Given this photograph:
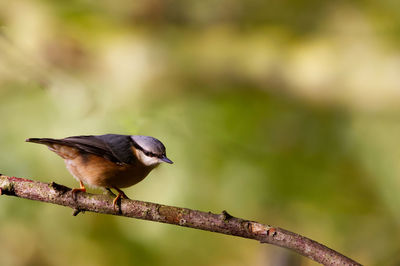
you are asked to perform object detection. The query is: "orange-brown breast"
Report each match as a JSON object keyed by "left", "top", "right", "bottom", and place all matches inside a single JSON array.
[
  {"left": 47, "top": 143, "right": 155, "bottom": 188},
  {"left": 65, "top": 151, "right": 153, "bottom": 188}
]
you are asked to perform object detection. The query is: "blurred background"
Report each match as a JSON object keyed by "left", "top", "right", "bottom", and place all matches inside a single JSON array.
[{"left": 1, "top": 0, "right": 400, "bottom": 265}]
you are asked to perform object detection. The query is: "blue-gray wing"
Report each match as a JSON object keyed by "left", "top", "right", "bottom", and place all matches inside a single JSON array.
[{"left": 63, "top": 134, "right": 135, "bottom": 164}]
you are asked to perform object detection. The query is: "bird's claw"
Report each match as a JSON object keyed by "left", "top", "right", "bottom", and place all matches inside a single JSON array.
[
  {"left": 71, "top": 187, "right": 86, "bottom": 200},
  {"left": 112, "top": 188, "right": 129, "bottom": 213}
]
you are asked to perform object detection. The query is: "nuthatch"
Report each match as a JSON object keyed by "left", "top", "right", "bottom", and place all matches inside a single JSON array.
[{"left": 26, "top": 134, "right": 173, "bottom": 208}]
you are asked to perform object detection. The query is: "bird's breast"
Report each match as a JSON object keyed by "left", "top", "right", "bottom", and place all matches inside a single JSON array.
[{"left": 65, "top": 152, "right": 157, "bottom": 188}]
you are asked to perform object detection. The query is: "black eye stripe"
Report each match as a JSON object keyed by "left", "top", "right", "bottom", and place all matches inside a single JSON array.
[
  {"left": 131, "top": 140, "right": 163, "bottom": 158},
  {"left": 144, "top": 150, "right": 159, "bottom": 157}
]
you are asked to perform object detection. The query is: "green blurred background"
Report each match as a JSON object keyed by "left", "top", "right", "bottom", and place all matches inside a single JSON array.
[{"left": 1, "top": 0, "right": 400, "bottom": 265}]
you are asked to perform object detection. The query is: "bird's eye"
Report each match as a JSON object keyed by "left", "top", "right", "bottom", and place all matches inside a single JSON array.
[{"left": 144, "top": 150, "right": 156, "bottom": 157}]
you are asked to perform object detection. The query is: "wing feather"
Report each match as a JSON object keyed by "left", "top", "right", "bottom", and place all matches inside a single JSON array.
[{"left": 27, "top": 134, "right": 136, "bottom": 164}]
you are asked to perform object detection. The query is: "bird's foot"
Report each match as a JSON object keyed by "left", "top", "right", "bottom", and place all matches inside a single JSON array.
[
  {"left": 112, "top": 188, "right": 129, "bottom": 212},
  {"left": 71, "top": 181, "right": 86, "bottom": 200},
  {"left": 112, "top": 194, "right": 122, "bottom": 211}
]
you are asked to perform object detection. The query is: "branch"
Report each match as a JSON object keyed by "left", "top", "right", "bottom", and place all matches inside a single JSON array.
[{"left": 0, "top": 175, "right": 361, "bottom": 266}]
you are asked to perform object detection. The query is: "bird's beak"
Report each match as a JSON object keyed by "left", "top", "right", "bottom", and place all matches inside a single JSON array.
[{"left": 160, "top": 156, "right": 173, "bottom": 164}]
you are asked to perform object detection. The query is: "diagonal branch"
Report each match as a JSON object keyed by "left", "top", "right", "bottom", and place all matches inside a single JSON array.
[{"left": 0, "top": 174, "right": 361, "bottom": 266}]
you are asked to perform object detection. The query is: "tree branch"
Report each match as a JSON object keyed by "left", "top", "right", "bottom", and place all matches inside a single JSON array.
[{"left": 0, "top": 174, "right": 361, "bottom": 266}]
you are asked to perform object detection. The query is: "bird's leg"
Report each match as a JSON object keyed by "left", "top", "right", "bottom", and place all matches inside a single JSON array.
[
  {"left": 114, "top": 187, "right": 130, "bottom": 199},
  {"left": 112, "top": 187, "right": 130, "bottom": 211},
  {"left": 71, "top": 180, "right": 86, "bottom": 200}
]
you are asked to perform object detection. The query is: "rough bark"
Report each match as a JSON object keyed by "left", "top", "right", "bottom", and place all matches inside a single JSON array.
[{"left": 0, "top": 174, "right": 361, "bottom": 266}]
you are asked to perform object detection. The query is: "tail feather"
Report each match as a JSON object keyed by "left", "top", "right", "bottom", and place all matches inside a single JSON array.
[{"left": 26, "top": 138, "right": 62, "bottom": 145}]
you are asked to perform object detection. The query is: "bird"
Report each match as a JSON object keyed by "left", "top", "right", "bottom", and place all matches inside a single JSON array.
[{"left": 26, "top": 134, "right": 173, "bottom": 209}]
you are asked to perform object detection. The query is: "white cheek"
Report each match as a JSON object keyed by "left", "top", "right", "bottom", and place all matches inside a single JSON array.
[{"left": 138, "top": 151, "right": 161, "bottom": 166}]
